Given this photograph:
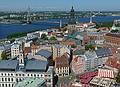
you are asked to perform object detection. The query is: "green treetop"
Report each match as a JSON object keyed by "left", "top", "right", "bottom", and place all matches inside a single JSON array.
[{"left": 1, "top": 51, "right": 7, "bottom": 60}]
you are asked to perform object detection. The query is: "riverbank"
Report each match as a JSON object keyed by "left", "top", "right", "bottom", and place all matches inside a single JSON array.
[
  {"left": 7, "top": 29, "right": 39, "bottom": 39},
  {"left": 1, "top": 16, "right": 120, "bottom": 39}
]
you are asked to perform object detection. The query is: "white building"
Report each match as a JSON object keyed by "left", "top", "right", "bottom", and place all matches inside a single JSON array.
[
  {"left": 84, "top": 48, "right": 113, "bottom": 71},
  {"left": 24, "top": 41, "right": 32, "bottom": 47},
  {"left": 0, "top": 53, "right": 53, "bottom": 87},
  {"left": 11, "top": 43, "right": 21, "bottom": 58}
]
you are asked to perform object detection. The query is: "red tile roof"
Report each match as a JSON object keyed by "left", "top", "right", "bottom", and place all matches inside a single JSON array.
[
  {"left": 31, "top": 44, "right": 39, "bottom": 49},
  {"left": 61, "top": 40, "right": 76, "bottom": 46},
  {"left": 55, "top": 54, "right": 69, "bottom": 68},
  {"left": 24, "top": 47, "right": 31, "bottom": 54},
  {"left": 105, "top": 57, "right": 120, "bottom": 69},
  {"left": 80, "top": 77, "right": 93, "bottom": 84},
  {"left": 80, "top": 71, "right": 98, "bottom": 84},
  {"left": 106, "top": 33, "right": 120, "bottom": 38}
]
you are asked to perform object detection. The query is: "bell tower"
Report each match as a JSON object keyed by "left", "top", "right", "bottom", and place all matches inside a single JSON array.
[
  {"left": 68, "top": 6, "right": 76, "bottom": 24},
  {"left": 19, "top": 52, "right": 25, "bottom": 67}
]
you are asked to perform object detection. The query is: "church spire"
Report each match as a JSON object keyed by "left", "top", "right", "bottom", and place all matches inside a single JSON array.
[{"left": 68, "top": 6, "right": 76, "bottom": 24}]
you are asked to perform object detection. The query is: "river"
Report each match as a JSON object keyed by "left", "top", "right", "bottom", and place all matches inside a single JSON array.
[{"left": 0, "top": 16, "right": 120, "bottom": 39}]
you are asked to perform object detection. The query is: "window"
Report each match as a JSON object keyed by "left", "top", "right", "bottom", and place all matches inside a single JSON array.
[
  {"left": 41, "top": 74, "right": 43, "bottom": 77},
  {"left": 8, "top": 84, "right": 10, "bottom": 87},
  {"left": 11, "top": 78, "right": 13, "bottom": 82},
  {"left": 16, "top": 79, "right": 18, "bottom": 82},
  {"left": 27, "top": 74, "right": 29, "bottom": 76},
  {"left": 1, "top": 73, "right": 3, "bottom": 76},
  {"left": 47, "top": 79, "right": 51, "bottom": 82},
  {"left": 5, "top": 78, "right": 7, "bottom": 81},
  {"left": 34, "top": 74, "right": 36, "bottom": 77},
  {"left": 22, "top": 74, "right": 24, "bottom": 76},
  {"left": 2, "top": 84, "right": 4, "bottom": 87},
  {"left": 8, "top": 78, "right": 10, "bottom": 81},
  {"left": 5, "top": 84, "right": 7, "bottom": 87},
  {"left": 11, "top": 74, "right": 13, "bottom": 76},
  {"left": 2, "top": 78, "right": 4, "bottom": 81}
]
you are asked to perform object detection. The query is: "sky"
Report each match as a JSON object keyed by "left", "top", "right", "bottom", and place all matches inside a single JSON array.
[{"left": 0, "top": 0, "right": 120, "bottom": 11}]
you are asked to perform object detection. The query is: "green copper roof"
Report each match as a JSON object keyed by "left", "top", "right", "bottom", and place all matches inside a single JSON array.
[
  {"left": 73, "top": 49, "right": 85, "bottom": 55},
  {"left": 15, "top": 77, "right": 46, "bottom": 87},
  {"left": 67, "top": 32, "right": 84, "bottom": 40}
]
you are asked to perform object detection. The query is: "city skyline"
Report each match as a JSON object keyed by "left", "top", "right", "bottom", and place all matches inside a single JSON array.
[{"left": 0, "top": 0, "right": 120, "bottom": 11}]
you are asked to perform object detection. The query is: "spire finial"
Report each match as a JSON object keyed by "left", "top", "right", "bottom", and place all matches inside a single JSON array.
[{"left": 72, "top": 6, "right": 73, "bottom": 9}]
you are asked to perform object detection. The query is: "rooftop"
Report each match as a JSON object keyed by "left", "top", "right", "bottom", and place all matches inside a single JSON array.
[
  {"left": 106, "top": 33, "right": 120, "bottom": 38},
  {"left": 11, "top": 43, "right": 20, "bottom": 48},
  {"left": 15, "top": 77, "right": 46, "bottom": 87},
  {"left": 95, "top": 48, "right": 112, "bottom": 58},
  {"left": 84, "top": 51, "right": 97, "bottom": 60},
  {"left": 25, "top": 59, "right": 48, "bottom": 72},
  {"left": 90, "top": 76, "right": 114, "bottom": 87},
  {"left": 0, "top": 60, "right": 18, "bottom": 71},
  {"left": 36, "top": 50, "right": 52, "bottom": 59},
  {"left": 61, "top": 40, "right": 76, "bottom": 46},
  {"left": 54, "top": 44, "right": 64, "bottom": 49},
  {"left": 97, "top": 69, "right": 114, "bottom": 78},
  {"left": 0, "top": 58, "right": 48, "bottom": 72},
  {"left": 105, "top": 57, "right": 120, "bottom": 69},
  {"left": 80, "top": 71, "right": 98, "bottom": 84},
  {"left": 73, "top": 49, "right": 85, "bottom": 55},
  {"left": 55, "top": 54, "right": 69, "bottom": 68}
]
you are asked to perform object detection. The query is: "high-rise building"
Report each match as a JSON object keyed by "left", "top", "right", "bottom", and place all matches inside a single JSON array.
[{"left": 68, "top": 6, "right": 76, "bottom": 24}]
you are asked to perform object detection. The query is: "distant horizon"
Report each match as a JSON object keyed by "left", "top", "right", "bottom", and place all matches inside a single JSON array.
[
  {"left": 0, "top": 0, "right": 120, "bottom": 12},
  {"left": 0, "top": 9, "right": 120, "bottom": 12}
]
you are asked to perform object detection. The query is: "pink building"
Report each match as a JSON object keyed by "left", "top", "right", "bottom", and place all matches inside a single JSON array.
[{"left": 72, "top": 56, "right": 86, "bottom": 74}]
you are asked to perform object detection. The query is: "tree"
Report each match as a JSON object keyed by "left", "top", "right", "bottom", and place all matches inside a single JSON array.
[
  {"left": 116, "top": 69, "right": 120, "bottom": 83},
  {"left": 1, "top": 51, "right": 7, "bottom": 60},
  {"left": 71, "top": 45, "right": 77, "bottom": 48},
  {"left": 41, "top": 33, "right": 48, "bottom": 40},
  {"left": 49, "top": 36, "right": 57, "bottom": 41},
  {"left": 111, "top": 29, "right": 119, "bottom": 33},
  {"left": 85, "top": 44, "right": 95, "bottom": 50}
]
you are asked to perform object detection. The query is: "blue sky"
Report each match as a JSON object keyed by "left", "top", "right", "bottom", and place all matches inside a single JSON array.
[{"left": 0, "top": 0, "right": 120, "bottom": 11}]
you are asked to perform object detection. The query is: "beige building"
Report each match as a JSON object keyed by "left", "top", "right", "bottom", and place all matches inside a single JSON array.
[
  {"left": 55, "top": 53, "right": 70, "bottom": 77},
  {"left": 52, "top": 45, "right": 70, "bottom": 60},
  {"left": 11, "top": 44, "right": 21, "bottom": 58}
]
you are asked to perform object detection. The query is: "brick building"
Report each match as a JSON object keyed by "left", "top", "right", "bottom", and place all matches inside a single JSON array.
[
  {"left": 105, "top": 33, "right": 120, "bottom": 46},
  {"left": 54, "top": 53, "right": 70, "bottom": 77}
]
